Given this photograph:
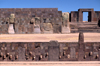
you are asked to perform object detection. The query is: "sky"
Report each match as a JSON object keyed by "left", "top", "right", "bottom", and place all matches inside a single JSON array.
[{"left": 0, "top": 0, "right": 100, "bottom": 21}]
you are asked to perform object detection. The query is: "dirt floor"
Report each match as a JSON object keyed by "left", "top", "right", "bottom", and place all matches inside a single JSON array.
[{"left": 0, "top": 33, "right": 100, "bottom": 42}]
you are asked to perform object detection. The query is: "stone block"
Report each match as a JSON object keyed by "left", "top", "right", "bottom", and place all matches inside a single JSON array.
[
  {"left": 18, "top": 47, "right": 26, "bottom": 61},
  {"left": 34, "top": 25, "right": 41, "bottom": 34},
  {"left": 48, "top": 41, "right": 59, "bottom": 61},
  {"left": 62, "top": 26, "right": 70, "bottom": 34},
  {"left": 8, "top": 24, "right": 15, "bottom": 34}
]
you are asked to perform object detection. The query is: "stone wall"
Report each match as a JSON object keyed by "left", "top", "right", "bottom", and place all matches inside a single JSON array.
[
  {"left": 0, "top": 42, "right": 100, "bottom": 61},
  {"left": 0, "top": 33, "right": 100, "bottom": 61},
  {"left": 0, "top": 8, "right": 62, "bottom": 34},
  {"left": 0, "top": 8, "right": 100, "bottom": 34}
]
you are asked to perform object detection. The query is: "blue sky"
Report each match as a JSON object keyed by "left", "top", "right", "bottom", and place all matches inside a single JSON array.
[{"left": 0, "top": 0, "right": 100, "bottom": 21}]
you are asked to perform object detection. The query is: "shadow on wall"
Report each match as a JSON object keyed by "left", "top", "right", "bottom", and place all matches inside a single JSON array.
[{"left": 98, "top": 20, "right": 100, "bottom": 27}]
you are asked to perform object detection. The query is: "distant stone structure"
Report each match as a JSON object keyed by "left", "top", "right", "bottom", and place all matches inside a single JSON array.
[
  {"left": 0, "top": 8, "right": 100, "bottom": 34},
  {"left": 70, "top": 9, "right": 100, "bottom": 33},
  {"left": 70, "top": 9, "right": 100, "bottom": 22}
]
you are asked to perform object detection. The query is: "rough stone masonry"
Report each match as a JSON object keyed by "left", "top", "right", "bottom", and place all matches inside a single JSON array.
[
  {"left": 0, "top": 8, "right": 100, "bottom": 34},
  {"left": 0, "top": 32, "right": 100, "bottom": 61}
]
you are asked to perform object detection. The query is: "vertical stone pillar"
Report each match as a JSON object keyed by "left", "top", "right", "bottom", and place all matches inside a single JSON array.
[
  {"left": 48, "top": 41, "right": 59, "bottom": 61},
  {"left": 71, "top": 12, "right": 74, "bottom": 22},
  {"left": 8, "top": 14, "right": 15, "bottom": 34},
  {"left": 70, "top": 47, "right": 76, "bottom": 58},
  {"left": 78, "top": 32, "right": 85, "bottom": 61},
  {"left": 34, "top": 17, "right": 41, "bottom": 34},
  {"left": 79, "top": 32, "right": 84, "bottom": 47},
  {"left": 91, "top": 11, "right": 94, "bottom": 22},
  {"left": 78, "top": 10, "right": 83, "bottom": 22},
  {"left": 18, "top": 46, "right": 26, "bottom": 61},
  {"left": 62, "top": 12, "right": 70, "bottom": 33},
  {"left": 8, "top": 24, "right": 15, "bottom": 34}
]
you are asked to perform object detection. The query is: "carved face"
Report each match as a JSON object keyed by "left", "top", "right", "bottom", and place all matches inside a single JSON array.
[
  {"left": 67, "top": 54, "right": 70, "bottom": 58},
  {"left": 10, "top": 14, "right": 15, "bottom": 18},
  {"left": 62, "top": 12, "right": 69, "bottom": 20},
  {"left": 43, "top": 23, "right": 52, "bottom": 31},
  {"left": 31, "top": 18, "right": 35, "bottom": 22}
]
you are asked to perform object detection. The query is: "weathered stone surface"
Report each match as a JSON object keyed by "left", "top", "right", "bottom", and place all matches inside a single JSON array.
[
  {"left": 48, "top": 41, "right": 59, "bottom": 61},
  {"left": 0, "top": 41, "right": 100, "bottom": 61},
  {"left": 62, "top": 26, "right": 70, "bottom": 34},
  {"left": 0, "top": 8, "right": 100, "bottom": 33},
  {"left": 9, "top": 14, "right": 15, "bottom": 24},
  {"left": 34, "top": 25, "right": 41, "bottom": 34},
  {"left": 78, "top": 32, "right": 84, "bottom": 45},
  {"left": 43, "top": 23, "right": 53, "bottom": 34},
  {"left": 53, "top": 24, "right": 61, "bottom": 33},
  {"left": 18, "top": 47, "right": 26, "bottom": 61},
  {"left": 30, "top": 17, "right": 35, "bottom": 24},
  {"left": 62, "top": 12, "right": 70, "bottom": 33},
  {"left": 78, "top": 32, "right": 85, "bottom": 61},
  {"left": 62, "top": 12, "right": 69, "bottom": 27},
  {"left": 0, "top": 8, "right": 62, "bottom": 34},
  {"left": 8, "top": 24, "right": 15, "bottom": 34},
  {"left": 35, "top": 17, "right": 40, "bottom": 25},
  {"left": 70, "top": 47, "right": 76, "bottom": 58}
]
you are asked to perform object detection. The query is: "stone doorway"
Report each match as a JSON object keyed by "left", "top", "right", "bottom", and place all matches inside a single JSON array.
[
  {"left": 78, "top": 9, "right": 94, "bottom": 22},
  {"left": 83, "top": 12, "right": 91, "bottom": 22},
  {"left": 83, "top": 12, "right": 88, "bottom": 22}
]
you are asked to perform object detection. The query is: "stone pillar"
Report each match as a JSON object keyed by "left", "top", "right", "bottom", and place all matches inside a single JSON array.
[
  {"left": 91, "top": 11, "right": 94, "bottom": 22},
  {"left": 18, "top": 47, "right": 26, "bottom": 61},
  {"left": 78, "top": 10, "right": 83, "bottom": 22},
  {"left": 71, "top": 12, "right": 74, "bottom": 22},
  {"left": 78, "top": 32, "right": 84, "bottom": 46},
  {"left": 34, "top": 17, "right": 41, "bottom": 34},
  {"left": 62, "top": 12, "right": 70, "bottom": 33},
  {"left": 48, "top": 41, "right": 59, "bottom": 61},
  {"left": 78, "top": 32, "right": 85, "bottom": 61},
  {"left": 8, "top": 14, "right": 15, "bottom": 34},
  {"left": 8, "top": 24, "right": 15, "bottom": 34},
  {"left": 70, "top": 47, "right": 76, "bottom": 58}
]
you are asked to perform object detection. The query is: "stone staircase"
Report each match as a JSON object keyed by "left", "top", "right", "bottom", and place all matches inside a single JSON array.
[{"left": 70, "top": 22, "right": 100, "bottom": 33}]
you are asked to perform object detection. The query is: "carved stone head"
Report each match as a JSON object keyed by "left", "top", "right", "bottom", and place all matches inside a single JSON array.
[{"left": 10, "top": 14, "right": 15, "bottom": 18}]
